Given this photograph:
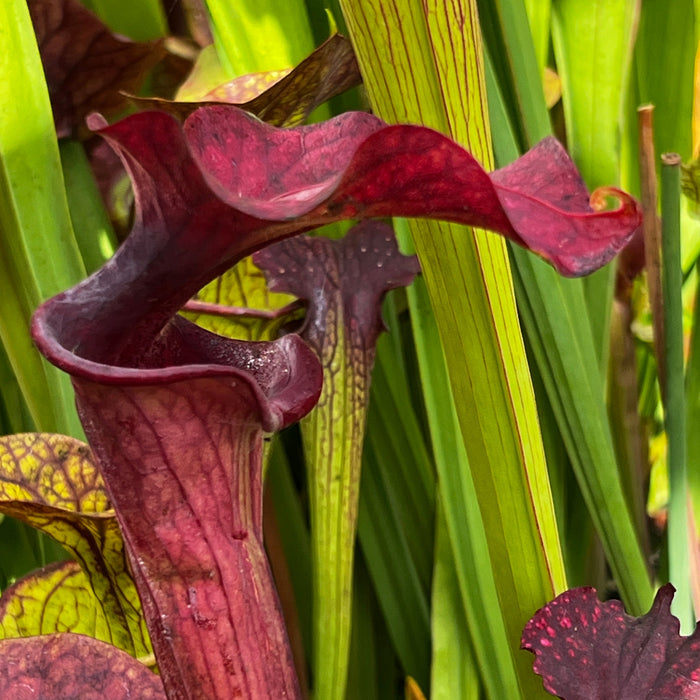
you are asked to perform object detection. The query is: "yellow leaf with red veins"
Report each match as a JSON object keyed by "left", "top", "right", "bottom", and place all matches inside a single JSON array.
[
  {"left": 182, "top": 256, "right": 302, "bottom": 342},
  {"left": 0, "top": 433, "right": 150, "bottom": 658},
  {"left": 1, "top": 561, "right": 106, "bottom": 640}
]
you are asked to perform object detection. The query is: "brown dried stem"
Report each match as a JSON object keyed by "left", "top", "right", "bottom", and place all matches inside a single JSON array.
[{"left": 638, "top": 104, "right": 666, "bottom": 396}]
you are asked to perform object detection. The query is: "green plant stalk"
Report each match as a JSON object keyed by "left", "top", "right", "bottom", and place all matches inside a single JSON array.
[
  {"left": 341, "top": 2, "right": 565, "bottom": 697},
  {"left": 487, "top": 43, "right": 653, "bottom": 613},
  {"left": 398, "top": 222, "right": 521, "bottom": 699},
  {"left": 301, "top": 321, "right": 436, "bottom": 696},
  {"left": 661, "top": 153, "right": 692, "bottom": 631},
  {"left": 302, "top": 319, "right": 435, "bottom": 696},
  {"left": 552, "top": 0, "right": 639, "bottom": 373},
  {"left": 0, "top": 0, "right": 85, "bottom": 437},
  {"left": 300, "top": 318, "right": 369, "bottom": 700}
]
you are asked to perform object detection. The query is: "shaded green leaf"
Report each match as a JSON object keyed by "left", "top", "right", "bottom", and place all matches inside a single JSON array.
[
  {"left": 430, "top": 505, "right": 481, "bottom": 700},
  {"left": 635, "top": 0, "right": 694, "bottom": 161},
  {"left": 0, "top": 0, "right": 85, "bottom": 436}
]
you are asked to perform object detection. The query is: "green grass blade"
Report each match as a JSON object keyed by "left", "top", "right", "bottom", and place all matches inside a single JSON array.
[
  {"left": 522, "top": 0, "right": 552, "bottom": 73},
  {"left": 205, "top": 0, "right": 316, "bottom": 76},
  {"left": 59, "top": 141, "right": 116, "bottom": 274},
  {"left": 346, "top": 556, "right": 382, "bottom": 700},
  {"left": 352, "top": 310, "right": 436, "bottom": 693},
  {"left": 635, "top": 0, "right": 694, "bottom": 160},
  {"left": 357, "top": 446, "right": 431, "bottom": 687},
  {"left": 607, "top": 297, "right": 650, "bottom": 557},
  {"left": 398, "top": 224, "right": 522, "bottom": 699},
  {"left": 0, "top": 344, "right": 33, "bottom": 435},
  {"left": 475, "top": 0, "right": 551, "bottom": 147},
  {"left": 486, "top": 35, "right": 653, "bottom": 613},
  {"left": 265, "top": 442, "right": 313, "bottom": 667},
  {"left": 510, "top": 251, "right": 653, "bottom": 613},
  {"left": 0, "top": 0, "right": 86, "bottom": 436},
  {"left": 431, "top": 504, "right": 481, "bottom": 700},
  {"left": 551, "top": 0, "right": 637, "bottom": 188},
  {"left": 79, "top": 0, "right": 167, "bottom": 40},
  {"left": 359, "top": 332, "right": 436, "bottom": 688},
  {"left": 551, "top": 0, "right": 639, "bottom": 369},
  {"left": 365, "top": 339, "right": 435, "bottom": 591},
  {"left": 660, "top": 154, "right": 692, "bottom": 629},
  {"left": 346, "top": 552, "right": 402, "bottom": 700}
]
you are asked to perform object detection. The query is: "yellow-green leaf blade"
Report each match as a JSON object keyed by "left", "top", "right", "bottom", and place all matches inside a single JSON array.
[
  {"left": 0, "top": 560, "right": 109, "bottom": 641},
  {"left": 0, "top": 0, "right": 85, "bottom": 436},
  {"left": 182, "top": 257, "right": 301, "bottom": 342},
  {"left": 341, "top": 2, "right": 566, "bottom": 697}
]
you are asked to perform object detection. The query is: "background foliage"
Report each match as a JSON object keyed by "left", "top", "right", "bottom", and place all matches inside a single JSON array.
[{"left": 1, "top": 0, "right": 699, "bottom": 698}]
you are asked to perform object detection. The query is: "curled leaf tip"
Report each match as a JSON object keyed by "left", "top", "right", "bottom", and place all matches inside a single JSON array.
[
  {"left": 589, "top": 186, "right": 638, "bottom": 213},
  {"left": 86, "top": 112, "right": 109, "bottom": 130}
]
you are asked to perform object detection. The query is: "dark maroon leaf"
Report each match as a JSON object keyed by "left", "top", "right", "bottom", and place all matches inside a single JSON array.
[
  {"left": 521, "top": 584, "right": 700, "bottom": 699},
  {"left": 29, "top": 0, "right": 164, "bottom": 137},
  {"left": 0, "top": 633, "right": 164, "bottom": 699},
  {"left": 254, "top": 220, "right": 420, "bottom": 358}
]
